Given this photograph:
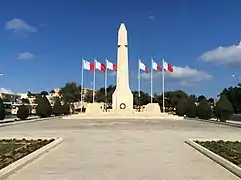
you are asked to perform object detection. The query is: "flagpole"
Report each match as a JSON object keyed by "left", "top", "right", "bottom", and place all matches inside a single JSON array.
[
  {"left": 93, "top": 59, "right": 96, "bottom": 103},
  {"left": 138, "top": 59, "right": 141, "bottom": 112},
  {"left": 81, "top": 58, "right": 84, "bottom": 114},
  {"left": 162, "top": 58, "right": 165, "bottom": 113},
  {"left": 105, "top": 59, "right": 108, "bottom": 112},
  {"left": 151, "top": 58, "right": 153, "bottom": 103}
]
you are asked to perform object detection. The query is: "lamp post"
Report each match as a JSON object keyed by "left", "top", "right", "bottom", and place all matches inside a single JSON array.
[{"left": 90, "top": 82, "right": 94, "bottom": 103}]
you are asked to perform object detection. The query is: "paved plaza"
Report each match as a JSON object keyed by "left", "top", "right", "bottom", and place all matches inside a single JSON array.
[{"left": 0, "top": 118, "right": 240, "bottom": 180}]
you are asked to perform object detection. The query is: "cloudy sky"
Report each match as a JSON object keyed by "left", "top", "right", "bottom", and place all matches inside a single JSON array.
[{"left": 1, "top": 0, "right": 241, "bottom": 97}]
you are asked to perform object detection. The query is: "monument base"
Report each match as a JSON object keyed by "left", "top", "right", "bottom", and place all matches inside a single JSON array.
[
  {"left": 144, "top": 103, "right": 161, "bottom": 114},
  {"left": 112, "top": 89, "right": 133, "bottom": 112},
  {"left": 63, "top": 110, "right": 183, "bottom": 120},
  {"left": 85, "top": 103, "right": 104, "bottom": 113}
]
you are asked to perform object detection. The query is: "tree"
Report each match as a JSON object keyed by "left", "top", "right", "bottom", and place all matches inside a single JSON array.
[
  {"left": 17, "top": 104, "right": 29, "bottom": 120},
  {"left": 185, "top": 98, "right": 197, "bottom": 118},
  {"left": 52, "top": 98, "right": 63, "bottom": 116},
  {"left": 36, "top": 96, "right": 52, "bottom": 118},
  {"left": 215, "top": 95, "right": 234, "bottom": 122},
  {"left": 207, "top": 98, "right": 214, "bottom": 106},
  {"left": 197, "top": 100, "right": 212, "bottom": 120},
  {"left": 168, "top": 90, "right": 188, "bottom": 110},
  {"left": 0, "top": 98, "right": 5, "bottom": 120},
  {"left": 60, "top": 82, "right": 81, "bottom": 103},
  {"left": 21, "top": 98, "right": 30, "bottom": 104},
  {"left": 40, "top": 91, "right": 49, "bottom": 96},
  {"left": 198, "top": 95, "right": 206, "bottom": 102},
  {"left": 96, "top": 85, "right": 116, "bottom": 108},
  {"left": 50, "top": 89, "right": 55, "bottom": 94},
  {"left": 220, "top": 84, "right": 241, "bottom": 113},
  {"left": 189, "top": 94, "right": 197, "bottom": 102},
  {"left": 62, "top": 103, "right": 70, "bottom": 115},
  {"left": 175, "top": 99, "right": 186, "bottom": 116},
  {"left": 133, "top": 91, "right": 150, "bottom": 106},
  {"left": 27, "top": 91, "right": 33, "bottom": 98},
  {"left": 152, "top": 90, "right": 189, "bottom": 112}
]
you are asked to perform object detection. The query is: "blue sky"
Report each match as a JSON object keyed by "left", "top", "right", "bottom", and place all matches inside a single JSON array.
[{"left": 1, "top": 0, "right": 241, "bottom": 98}]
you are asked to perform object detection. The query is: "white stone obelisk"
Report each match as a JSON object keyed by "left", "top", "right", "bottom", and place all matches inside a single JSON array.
[{"left": 112, "top": 23, "right": 133, "bottom": 112}]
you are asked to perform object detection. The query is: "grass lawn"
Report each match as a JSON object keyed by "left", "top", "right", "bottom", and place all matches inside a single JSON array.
[
  {"left": 196, "top": 140, "right": 241, "bottom": 167},
  {"left": 0, "top": 139, "right": 54, "bottom": 170},
  {"left": 0, "top": 143, "right": 24, "bottom": 155}
]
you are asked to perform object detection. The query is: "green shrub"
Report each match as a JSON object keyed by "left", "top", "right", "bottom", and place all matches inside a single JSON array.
[
  {"left": 36, "top": 96, "right": 52, "bottom": 118},
  {"left": 62, "top": 103, "right": 70, "bottom": 115},
  {"left": 0, "top": 98, "right": 5, "bottom": 120},
  {"left": 185, "top": 98, "right": 197, "bottom": 118},
  {"left": 17, "top": 104, "right": 29, "bottom": 120},
  {"left": 197, "top": 100, "right": 212, "bottom": 119},
  {"left": 52, "top": 98, "right": 63, "bottom": 116},
  {"left": 176, "top": 99, "right": 186, "bottom": 116},
  {"left": 215, "top": 95, "right": 234, "bottom": 122}
]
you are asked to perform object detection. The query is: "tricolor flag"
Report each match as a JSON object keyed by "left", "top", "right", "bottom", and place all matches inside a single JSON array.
[
  {"left": 139, "top": 60, "right": 148, "bottom": 73},
  {"left": 83, "top": 59, "right": 95, "bottom": 71},
  {"left": 163, "top": 60, "right": 173, "bottom": 72},
  {"left": 95, "top": 59, "right": 106, "bottom": 72},
  {"left": 106, "top": 59, "right": 117, "bottom": 71},
  {"left": 161, "top": 59, "right": 174, "bottom": 113},
  {"left": 152, "top": 60, "right": 162, "bottom": 72}
]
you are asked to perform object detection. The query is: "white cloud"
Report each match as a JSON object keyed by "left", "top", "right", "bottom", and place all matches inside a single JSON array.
[
  {"left": 0, "top": 88, "right": 13, "bottom": 94},
  {"left": 5, "top": 18, "right": 37, "bottom": 33},
  {"left": 141, "top": 66, "right": 212, "bottom": 86},
  {"left": 200, "top": 41, "right": 241, "bottom": 66},
  {"left": 17, "top": 52, "right": 35, "bottom": 60}
]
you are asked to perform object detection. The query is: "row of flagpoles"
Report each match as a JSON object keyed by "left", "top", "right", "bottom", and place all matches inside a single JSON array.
[
  {"left": 138, "top": 59, "right": 173, "bottom": 112},
  {"left": 81, "top": 58, "right": 173, "bottom": 112},
  {"left": 81, "top": 59, "right": 117, "bottom": 111}
]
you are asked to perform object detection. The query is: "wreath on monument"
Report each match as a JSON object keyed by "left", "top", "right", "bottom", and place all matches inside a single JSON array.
[{"left": 120, "top": 103, "right": 126, "bottom": 109}]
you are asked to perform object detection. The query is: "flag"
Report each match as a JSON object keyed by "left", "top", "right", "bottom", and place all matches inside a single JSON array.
[
  {"left": 152, "top": 60, "right": 162, "bottom": 72},
  {"left": 83, "top": 59, "right": 94, "bottom": 71},
  {"left": 95, "top": 59, "right": 106, "bottom": 72},
  {"left": 163, "top": 60, "right": 173, "bottom": 72},
  {"left": 139, "top": 60, "right": 148, "bottom": 73},
  {"left": 106, "top": 59, "right": 117, "bottom": 71}
]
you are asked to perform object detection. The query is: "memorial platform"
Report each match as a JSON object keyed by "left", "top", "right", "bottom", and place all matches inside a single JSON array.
[{"left": 63, "top": 111, "right": 183, "bottom": 120}]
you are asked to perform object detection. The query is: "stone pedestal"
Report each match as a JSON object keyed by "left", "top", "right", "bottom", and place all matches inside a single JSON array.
[
  {"left": 112, "top": 89, "right": 133, "bottom": 112},
  {"left": 85, "top": 103, "right": 103, "bottom": 114},
  {"left": 145, "top": 103, "right": 161, "bottom": 114}
]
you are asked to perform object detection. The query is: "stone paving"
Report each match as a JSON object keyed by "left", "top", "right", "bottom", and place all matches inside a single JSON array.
[{"left": 0, "top": 118, "right": 240, "bottom": 180}]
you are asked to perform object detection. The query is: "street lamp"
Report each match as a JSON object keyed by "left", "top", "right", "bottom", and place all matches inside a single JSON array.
[{"left": 0, "top": 73, "right": 3, "bottom": 76}]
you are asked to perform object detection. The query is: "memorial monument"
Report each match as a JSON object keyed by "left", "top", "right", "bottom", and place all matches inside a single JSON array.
[
  {"left": 65, "top": 23, "right": 183, "bottom": 120},
  {"left": 112, "top": 23, "right": 133, "bottom": 112}
]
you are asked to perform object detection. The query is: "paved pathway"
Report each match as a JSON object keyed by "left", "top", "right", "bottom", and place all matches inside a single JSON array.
[{"left": 0, "top": 118, "right": 240, "bottom": 180}]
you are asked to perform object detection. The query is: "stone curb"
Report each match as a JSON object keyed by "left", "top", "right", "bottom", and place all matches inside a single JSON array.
[
  {"left": 185, "top": 139, "right": 241, "bottom": 178},
  {"left": 184, "top": 117, "right": 241, "bottom": 128},
  {"left": 0, "top": 137, "right": 63, "bottom": 180},
  {"left": 0, "top": 116, "right": 61, "bottom": 128}
]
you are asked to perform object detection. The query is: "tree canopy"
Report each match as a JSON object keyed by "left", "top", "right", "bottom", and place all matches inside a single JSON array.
[
  {"left": 220, "top": 83, "right": 241, "bottom": 113},
  {"left": 215, "top": 94, "right": 234, "bottom": 122},
  {"left": 23, "top": 81, "right": 241, "bottom": 118},
  {"left": 60, "top": 82, "right": 81, "bottom": 103}
]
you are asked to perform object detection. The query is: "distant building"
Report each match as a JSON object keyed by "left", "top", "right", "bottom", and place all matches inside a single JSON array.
[
  {"left": 0, "top": 92, "right": 21, "bottom": 103},
  {"left": 82, "top": 87, "right": 96, "bottom": 97}
]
